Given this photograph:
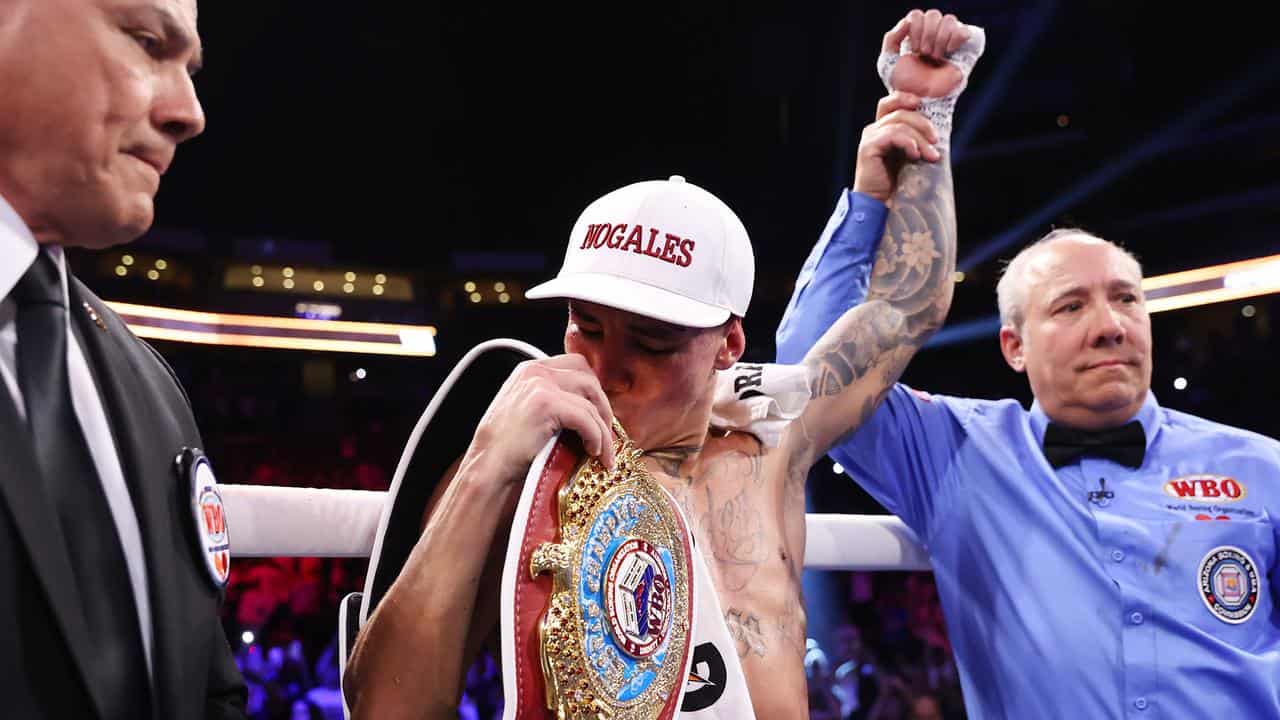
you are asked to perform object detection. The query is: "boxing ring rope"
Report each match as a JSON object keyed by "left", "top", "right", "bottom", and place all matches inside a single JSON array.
[
  {"left": 217, "top": 336, "right": 932, "bottom": 573},
  {"left": 218, "top": 484, "right": 931, "bottom": 571}
]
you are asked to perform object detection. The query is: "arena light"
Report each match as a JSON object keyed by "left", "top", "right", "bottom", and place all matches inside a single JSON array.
[
  {"left": 105, "top": 301, "right": 437, "bottom": 357},
  {"left": 1143, "top": 253, "right": 1280, "bottom": 313}
]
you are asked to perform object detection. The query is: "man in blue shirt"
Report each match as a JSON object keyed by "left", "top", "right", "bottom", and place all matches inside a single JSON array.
[{"left": 777, "top": 42, "right": 1280, "bottom": 720}]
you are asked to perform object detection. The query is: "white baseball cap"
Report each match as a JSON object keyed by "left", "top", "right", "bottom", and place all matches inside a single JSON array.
[{"left": 526, "top": 175, "right": 754, "bottom": 328}]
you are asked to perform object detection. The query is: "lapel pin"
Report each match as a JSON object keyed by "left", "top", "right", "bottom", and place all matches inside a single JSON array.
[{"left": 82, "top": 302, "right": 107, "bottom": 330}]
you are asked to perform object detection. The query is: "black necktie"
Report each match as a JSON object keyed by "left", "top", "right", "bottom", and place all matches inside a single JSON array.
[
  {"left": 1042, "top": 419, "right": 1146, "bottom": 469},
  {"left": 13, "top": 253, "right": 150, "bottom": 718}
]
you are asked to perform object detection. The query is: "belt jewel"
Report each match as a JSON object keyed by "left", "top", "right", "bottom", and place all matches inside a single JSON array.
[{"left": 529, "top": 422, "right": 694, "bottom": 719}]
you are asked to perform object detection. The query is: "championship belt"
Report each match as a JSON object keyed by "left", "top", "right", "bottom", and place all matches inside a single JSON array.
[{"left": 501, "top": 423, "right": 696, "bottom": 720}]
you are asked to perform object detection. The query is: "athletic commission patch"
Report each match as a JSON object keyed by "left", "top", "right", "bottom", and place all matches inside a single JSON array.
[
  {"left": 176, "top": 447, "right": 230, "bottom": 589},
  {"left": 1198, "top": 546, "right": 1260, "bottom": 624}
]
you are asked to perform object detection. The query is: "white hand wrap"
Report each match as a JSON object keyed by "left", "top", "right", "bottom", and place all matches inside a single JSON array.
[{"left": 875, "top": 25, "right": 986, "bottom": 146}]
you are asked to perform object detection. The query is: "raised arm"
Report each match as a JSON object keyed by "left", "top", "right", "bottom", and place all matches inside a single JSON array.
[{"left": 783, "top": 10, "right": 982, "bottom": 466}]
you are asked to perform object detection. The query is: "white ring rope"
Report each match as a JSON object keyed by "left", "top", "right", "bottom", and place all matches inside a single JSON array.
[
  {"left": 218, "top": 337, "right": 931, "bottom": 573},
  {"left": 220, "top": 484, "right": 929, "bottom": 571}
]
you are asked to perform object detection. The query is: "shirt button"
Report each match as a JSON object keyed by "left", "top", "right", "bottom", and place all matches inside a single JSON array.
[
  {"left": 1130, "top": 611, "right": 1144, "bottom": 625},
  {"left": 853, "top": 211, "right": 867, "bottom": 222},
  {"left": 1111, "top": 549, "right": 1125, "bottom": 562},
  {"left": 1134, "top": 697, "right": 1148, "bottom": 710}
]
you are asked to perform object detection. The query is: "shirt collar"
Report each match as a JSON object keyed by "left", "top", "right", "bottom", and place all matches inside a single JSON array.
[
  {"left": 0, "top": 192, "right": 68, "bottom": 306},
  {"left": 1030, "top": 390, "right": 1163, "bottom": 453}
]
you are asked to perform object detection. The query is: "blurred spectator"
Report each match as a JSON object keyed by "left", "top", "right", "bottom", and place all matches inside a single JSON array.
[
  {"left": 806, "top": 638, "right": 841, "bottom": 719},
  {"left": 908, "top": 692, "right": 944, "bottom": 720},
  {"left": 464, "top": 649, "right": 505, "bottom": 719},
  {"left": 832, "top": 623, "right": 880, "bottom": 720},
  {"left": 866, "top": 672, "right": 911, "bottom": 720},
  {"left": 289, "top": 698, "right": 325, "bottom": 720},
  {"left": 304, "top": 640, "right": 346, "bottom": 720}
]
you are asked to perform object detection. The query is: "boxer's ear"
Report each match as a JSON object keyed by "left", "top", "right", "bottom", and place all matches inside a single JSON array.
[{"left": 715, "top": 317, "right": 745, "bottom": 370}]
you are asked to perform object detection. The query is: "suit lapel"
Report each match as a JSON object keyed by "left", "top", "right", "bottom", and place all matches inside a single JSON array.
[
  {"left": 0, "top": 310, "right": 110, "bottom": 719},
  {"left": 70, "top": 280, "right": 202, "bottom": 720}
]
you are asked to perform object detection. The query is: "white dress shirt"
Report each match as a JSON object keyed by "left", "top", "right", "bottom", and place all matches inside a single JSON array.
[{"left": 0, "top": 193, "right": 154, "bottom": 674}]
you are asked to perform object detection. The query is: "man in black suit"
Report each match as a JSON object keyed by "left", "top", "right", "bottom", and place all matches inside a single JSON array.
[{"left": 0, "top": 0, "right": 247, "bottom": 717}]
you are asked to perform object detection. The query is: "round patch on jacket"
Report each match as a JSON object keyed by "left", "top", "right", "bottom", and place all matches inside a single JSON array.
[
  {"left": 1198, "top": 546, "right": 1259, "bottom": 624},
  {"left": 176, "top": 447, "right": 230, "bottom": 588}
]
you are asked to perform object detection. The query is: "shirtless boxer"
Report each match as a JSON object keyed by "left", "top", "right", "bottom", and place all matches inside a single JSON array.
[{"left": 343, "top": 9, "right": 978, "bottom": 718}]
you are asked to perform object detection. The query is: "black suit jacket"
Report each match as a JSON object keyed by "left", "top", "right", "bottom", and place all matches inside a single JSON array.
[{"left": 0, "top": 276, "right": 247, "bottom": 719}]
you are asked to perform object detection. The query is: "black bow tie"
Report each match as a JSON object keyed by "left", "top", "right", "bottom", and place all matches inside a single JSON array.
[{"left": 1042, "top": 420, "right": 1146, "bottom": 469}]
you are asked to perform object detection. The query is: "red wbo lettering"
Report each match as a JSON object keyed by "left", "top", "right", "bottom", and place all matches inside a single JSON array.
[{"left": 1163, "top": 475, "right": 1246, "bottom": 502}]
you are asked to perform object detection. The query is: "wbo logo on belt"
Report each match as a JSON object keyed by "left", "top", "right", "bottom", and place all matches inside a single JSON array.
[{"left": 513, "top": 422, "right": 695, "bottom": 720}]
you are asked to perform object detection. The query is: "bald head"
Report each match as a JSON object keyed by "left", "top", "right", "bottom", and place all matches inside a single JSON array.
[
  {"left": 996, "top": 229, "right": 1142, "bottom": 332},
  {"left": 995, "top": 228, "right": 1153, "bottom": 429}
]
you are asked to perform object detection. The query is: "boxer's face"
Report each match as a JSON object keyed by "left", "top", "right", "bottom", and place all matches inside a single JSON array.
[
  {"left": 564, "top": 301, "right": 743, "bottom": 452},
  {"left": 1000, "top": 236, "right": 1152, "bottom": 430},
  {"left": 0, "top": 0, "right": 205, "bottom": 248}
]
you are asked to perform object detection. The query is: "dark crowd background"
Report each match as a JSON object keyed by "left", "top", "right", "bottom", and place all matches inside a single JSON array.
[{"left": 66, "top": 1, "right": 1280, "bottom": 717}]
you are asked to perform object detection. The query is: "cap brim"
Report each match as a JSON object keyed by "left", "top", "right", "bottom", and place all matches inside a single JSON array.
[{"left": 525, "top": 273, "right": 731, "bottom": 328}]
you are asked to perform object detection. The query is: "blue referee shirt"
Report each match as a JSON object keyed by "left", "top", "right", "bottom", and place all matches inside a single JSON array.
[
  {"left": 776, "top": 189, "right": 886, "bottom": 364},
  {"left": 778, "top": 194, "right": 1280, "bottom": 719}
]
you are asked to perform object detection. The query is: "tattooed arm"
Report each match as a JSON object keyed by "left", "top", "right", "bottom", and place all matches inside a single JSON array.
[
  {"left": 782, "top": 14, "right": 971, "bottom": 468},
  {"left": 787, "top": 138, "right": 955, "bottom": 460}
]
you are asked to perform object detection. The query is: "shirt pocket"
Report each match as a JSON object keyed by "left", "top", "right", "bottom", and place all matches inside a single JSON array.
[{"left": 1145, "top": 514, "right": 1273, "bottom": 644}]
